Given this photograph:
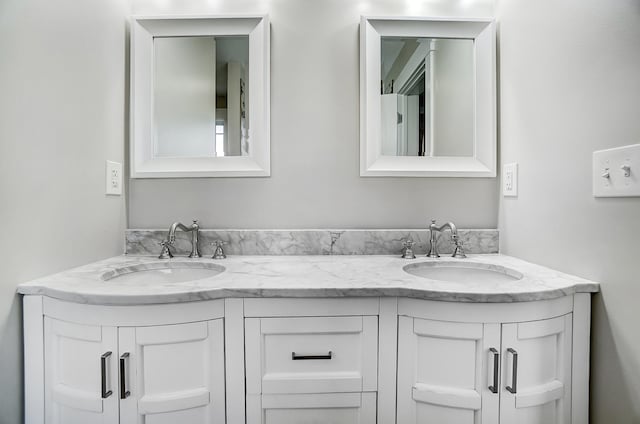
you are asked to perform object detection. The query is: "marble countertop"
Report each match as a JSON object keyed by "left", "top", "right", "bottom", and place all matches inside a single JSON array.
[{"left": 16, "top": 254, "right": 600, "bottom": 305}]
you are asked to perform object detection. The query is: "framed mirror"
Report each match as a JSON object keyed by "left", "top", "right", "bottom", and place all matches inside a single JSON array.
[
  {"left": 131, "top": 16, "right": 270, "bottom": 178},
  {"left": 360, "top": 17, "right": 496, "bottom": 177}
]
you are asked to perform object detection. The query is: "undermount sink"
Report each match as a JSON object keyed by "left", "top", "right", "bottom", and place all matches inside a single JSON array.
[
  {"left": 403, "top": 261, "right": 523, "bottom": 284},
  {"left": 102, "top": 262, "right": 225, "bottom": 284}
]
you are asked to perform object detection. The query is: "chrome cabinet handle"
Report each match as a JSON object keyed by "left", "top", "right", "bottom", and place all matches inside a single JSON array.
[
  {"left": 488, "top": 348, "right": 499, "bottom": 394},
  {"left": 120, "top": 352, "right": 130, "bottom": 399},
  {"left": 506, "top": 348, "right": 518, "bottom": 394},
  {"left": 101, "top": 351, "right": 113, "bottom": 399},
  {"left": 291, "top": 351, "right": 333, "bottom": 360}
]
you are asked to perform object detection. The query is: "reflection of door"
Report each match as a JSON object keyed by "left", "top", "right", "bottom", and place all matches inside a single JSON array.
[
  {"left": 381, "top": 94, "right": 399, "bottom": 155},
  {"left": 227, "top": 62, "right": 246, "bottom": 156},
  {"left": 381, "top": 94, "right": 419, "bottom": 156}
]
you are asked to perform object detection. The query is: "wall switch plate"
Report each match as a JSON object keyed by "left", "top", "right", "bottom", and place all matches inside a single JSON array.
[
  {"left": 106, "top": 160, "right": 123, "bottom": 195},
  {"left": 503, "top": 163, "right": 518, "bottom": 197},
  {"left": 593, "top": 144, "right": 640, "bottom": 197}
]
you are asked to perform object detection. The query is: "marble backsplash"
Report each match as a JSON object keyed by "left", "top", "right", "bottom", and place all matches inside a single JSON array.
[{"left": 125, "top": 229, "right": 499, "bottom": 257}]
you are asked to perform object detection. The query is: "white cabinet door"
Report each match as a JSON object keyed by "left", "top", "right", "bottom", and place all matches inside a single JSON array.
[
  {"left": 119, "top": 320, "right": 226, "bottom": 424},
  {"left": 500, "top": 314, "right": 572, "bottom": 424},
  {"left": 247, "top": 392, "right": 377, "bottom": 424},
  {"left": 44, "top": 317, "right": 119, "bottom": 424},
  {"left": 397, "top": 316, "right": 500, "bottom": 424}
]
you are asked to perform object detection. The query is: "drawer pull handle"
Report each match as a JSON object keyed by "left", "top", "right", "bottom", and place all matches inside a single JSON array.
[
  {"left": 101, "top": 351, "right": 113, "bottom": 399},
  {"left": 120, "top": 352, "right": 131, "bottom": 399},
  {"left": 506, "top": 348, "right": 518, "bottom": 394},
  {"left": 291, "top": 351, "right": 333, "bottom": 360},
  {"left": 488, "top": 347, "right": 499, "bottom": 394}
]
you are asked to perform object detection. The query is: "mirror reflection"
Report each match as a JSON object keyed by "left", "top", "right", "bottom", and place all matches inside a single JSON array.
[
  {"left": 381, "top": 37, "right": 474, "bottom": 157},
  {"left": 153, "top": 35, "right": 249, "bottom": 158}
]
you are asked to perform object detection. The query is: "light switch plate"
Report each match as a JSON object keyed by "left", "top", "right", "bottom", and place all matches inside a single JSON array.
[
  {"left": 106, "top": 160, "right": 123, "bottom": 195},
  {"left": 593, "top": 144, "right": 640, "bottom": 197},
  {"left": 503, "top": 163, "right": 518, "bottom": 197}
]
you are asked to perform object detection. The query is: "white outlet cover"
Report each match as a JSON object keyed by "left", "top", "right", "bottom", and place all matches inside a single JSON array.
[
  {"left": 503, "top": 162, "right": 518, "bottom": 197},
  {"left": 593, "top": 144, "right": 640, "bottom": 197},
  {"left": 106, "top": 160, "right": 123, "bottom": 196}
]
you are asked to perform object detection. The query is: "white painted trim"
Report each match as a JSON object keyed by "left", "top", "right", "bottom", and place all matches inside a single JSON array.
[
  {"left": 361, "top": 392, "right": 378, "bottom": 423},
  {"left": 244, "top": 318, "right": 262, "bottom": 396},
  {"left": 261, "top": 392, "right": 363, "bottom": 409},
  {"left": 224, "top": 299, "right": 246, "bottom": 424},
  {"left": 572, "top": 293, "right": 591, "bottom": 424},
  {"left": 362, "top": 315, "right": 379, "bottom": 392},
  {"left": 377, "top": 298, "right": 397, "bottom": 424},
  {"left": 398, "top": 296, "right": 573, "bottom": 323},
  {"left": 130, "top": 15, "right": 270, "bottom": 178},
  {"left": 360, "top": 16, "right": 497, "bottom": 177},
  {"left": 482, "top": 323, "right": 501, "bottom": 423},
  {"left": 118, "top": 327, "right": 137, "bottom": 424},
  {"left": 42, "top": 297, "right": 224, "bottom": 326},
  {"left": 413, "top": 383, "right": 481, "bottom": 410},
  {"left": 243, "top": 297, "right": 379, "bottom": 317},
  {"left": 245, "top": 394, "right": 262, "bottom": 424},
  {"left": 24, "top": 296, "right": 45, "bottom": 424}
]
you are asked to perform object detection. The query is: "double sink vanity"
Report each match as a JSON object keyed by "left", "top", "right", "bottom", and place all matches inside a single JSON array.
[
  {"left": 19, "top": 11, "right": 597, "bottom": 424},
  {"left": 19, "top": 226, "right": 599, "bottom": 424}
]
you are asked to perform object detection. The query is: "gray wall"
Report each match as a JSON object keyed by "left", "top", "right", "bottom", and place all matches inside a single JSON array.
[
  {"left": 0, "top": 0, "right": 129, "bottom": 422},
  {"left": 497, "top": 0, "right": 640, "bottom": 421},
  {"left": 128, "top": 0, "right": 499, "bottom": 230}
]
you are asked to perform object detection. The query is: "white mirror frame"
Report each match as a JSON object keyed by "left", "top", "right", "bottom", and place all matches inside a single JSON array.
[
  {"left": 131, "top": 15, "right": 270, "bottom": 178},
  {"left": 360, "top": 17, "right": 496, "bottom": 177}
]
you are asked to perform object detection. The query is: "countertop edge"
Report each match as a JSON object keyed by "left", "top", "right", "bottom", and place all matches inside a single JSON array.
[{"left": 16, "top": 254, "right": 601, "bottom": 306}]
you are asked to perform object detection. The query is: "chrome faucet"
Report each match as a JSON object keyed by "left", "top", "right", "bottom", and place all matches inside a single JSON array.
[
  {"left": 427, "top": 220, "right": 466, "bottom": 258},
  {"left": 158, "top": 220, "right": 202, "bottom": 259}
]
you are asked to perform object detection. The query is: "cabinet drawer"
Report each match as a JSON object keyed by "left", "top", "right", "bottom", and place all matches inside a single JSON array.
[
  {"left": 246, "top": 392, "right": 377, "bottom": 424},
  {"left": 246, "top": 316, "right": 378, "bottom": 394}
]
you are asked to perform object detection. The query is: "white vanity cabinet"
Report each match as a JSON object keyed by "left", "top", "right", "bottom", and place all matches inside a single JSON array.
[
  {"left": 24, "top": 294, "right": 592, "bottom": 424},
  {"left": 396, "top": 297, "right": 578, "bottom": 424},
  {"left": 30, "top": 297, "right": 226, "bottom": 424}
]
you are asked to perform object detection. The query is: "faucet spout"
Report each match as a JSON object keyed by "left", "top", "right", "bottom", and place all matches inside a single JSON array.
[
  {"left": 427, "top": 220, "right": 459, "bottom": 258},
  {"left": 164, "top": 220, "right": 201, "bottom": 258}
]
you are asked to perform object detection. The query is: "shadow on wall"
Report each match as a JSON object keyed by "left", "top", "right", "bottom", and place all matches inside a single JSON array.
[
  {"left": 0, "top": 294, "right": 24, "bottom": 424},
  {"left": 590, "top": 293, "right": 639, "bottom": 423}
]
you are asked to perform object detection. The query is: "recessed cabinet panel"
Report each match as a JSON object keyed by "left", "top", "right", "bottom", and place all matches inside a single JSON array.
[
  {"left": 245, "top": 316, "right": 378, "bottom": 394},
  {"left": 247, "top": 392, "right": 377, "bottom": 424},
  {"left": 416, "top": 403, "right": 474, "bottom": 424},
  {"left": 118, "top": 320, "right": 225, "bottom": 424},
  {"left": 44, "top": 318, "right": 119, "bottom": 424},
  {"left": 397, "top": 316, "right": 500, "bottom": 424},
  {"left": 500, "top": 314, "right": 572, "bottom": 424}
]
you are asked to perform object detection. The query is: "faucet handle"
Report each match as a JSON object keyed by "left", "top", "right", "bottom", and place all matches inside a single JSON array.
[
  {"left": 211, "top": 240, "right": 227, "bottom": 259},
  {"left": 401, "top": 239, "right": 416, "bottom": 259},
  {"left": 451, "top": 235, "right": 467, "bottom": 258},
  {"left": 158, "top": 240, "right": 174, "bottom": 259}
]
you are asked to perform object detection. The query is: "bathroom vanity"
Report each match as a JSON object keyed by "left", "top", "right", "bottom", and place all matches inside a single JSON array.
[{"left": 19, "top": 255, "right": 598, "bottom": 424}]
